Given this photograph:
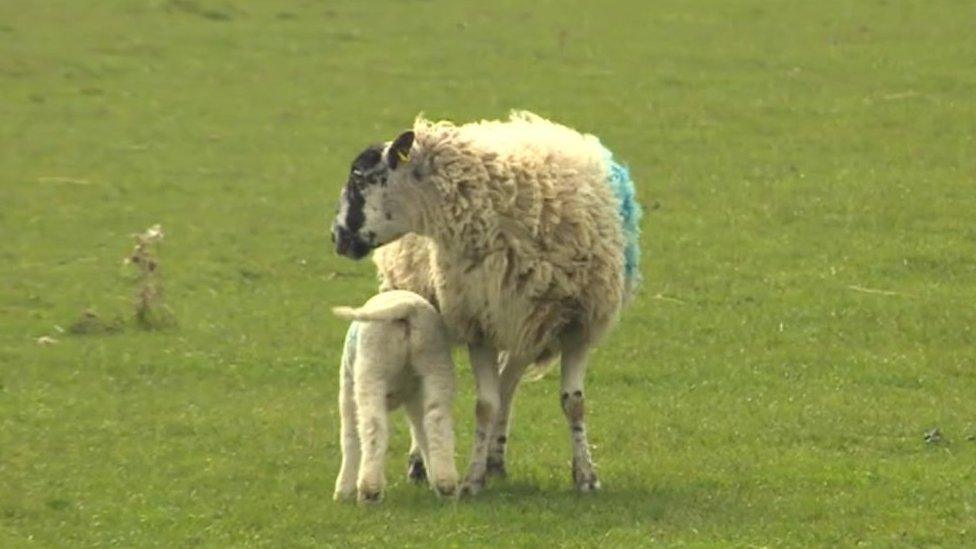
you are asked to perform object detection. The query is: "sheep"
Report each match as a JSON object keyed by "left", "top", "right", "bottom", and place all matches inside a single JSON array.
[
  {"left": 331, "top": 290, "right": 458, "bottom": 503},
  {"left": 330, "top": 111, "right": 642, "bottom": 494}
]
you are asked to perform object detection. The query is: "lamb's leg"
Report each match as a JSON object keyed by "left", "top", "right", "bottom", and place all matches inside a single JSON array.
[
  {"left": 406, "top": 424, "right": 427, "bottom": 483},
  {"left": 560, "top": 336, "right": 600, "bottom": 492},
  {"left": 461, "top": 343, "right": 500, "bottom": 496},
  {"left": 403, "top": 399, "right": 431, "bottom": 485},
  {"left": 354, "top": 375, "right": 389, "bottom": 503},
  {"left": 419, "top": 367, "right": 458, "bottom": 497},
  {"left": 333, "top": 362, "right": 360, "bottom": 501},
  {"left": 487, "top": 356, "right": 530, "bottom": 478}
]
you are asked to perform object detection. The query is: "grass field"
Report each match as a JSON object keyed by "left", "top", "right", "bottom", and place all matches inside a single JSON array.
[{"left": 2, "top": 0, "right": 975, "bottom": 546}]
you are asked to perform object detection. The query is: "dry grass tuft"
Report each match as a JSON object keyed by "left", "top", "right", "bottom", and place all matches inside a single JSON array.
[{"left": 124, "top": 224, "right": 174, "bottom": 329}]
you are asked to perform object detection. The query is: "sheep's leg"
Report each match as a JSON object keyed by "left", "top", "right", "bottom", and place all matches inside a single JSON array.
[
  {"left": 354, "top": 375, "right": 389, "bottom": 503},
  {"left": 333, "top": 363, "right": 360, "bottom": 501},
  {"left": 461, "top": 343, "right": 500, "bottom": 496},
  {"left": 561, "top": 337, "right": 600, "bottom": 492},
  {"left": 405, "top": 424, "right": 427, "bottom": 484},
  {"left": 487, "top": 356, "right": 530, "bottom": 478}
]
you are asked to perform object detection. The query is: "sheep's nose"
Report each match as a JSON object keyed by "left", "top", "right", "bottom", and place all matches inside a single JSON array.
[{"left": 333, "top": 224, "right": 352, "bottom": 255}]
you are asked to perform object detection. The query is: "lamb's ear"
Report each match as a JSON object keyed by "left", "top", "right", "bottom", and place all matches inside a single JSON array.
[{"left": 387, "top": 130, "right": 415, "bottom": 170}]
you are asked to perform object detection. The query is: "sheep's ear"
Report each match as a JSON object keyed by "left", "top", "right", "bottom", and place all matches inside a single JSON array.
[{"left": 387, "top": 130, "right": 415, "bottom": 170}]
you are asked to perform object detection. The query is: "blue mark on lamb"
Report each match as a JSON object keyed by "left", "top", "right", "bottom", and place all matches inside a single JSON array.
[
  {"left": 600, "top": 145, "right": 642, "bottom": 289},
  {"left": 343, "top": 321, "right": 359, "bottom": 360}
]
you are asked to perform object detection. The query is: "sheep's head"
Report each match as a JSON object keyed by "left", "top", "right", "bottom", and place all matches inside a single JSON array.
[{"left": 331, "top": 130, "right": 420, "bottom": 260}]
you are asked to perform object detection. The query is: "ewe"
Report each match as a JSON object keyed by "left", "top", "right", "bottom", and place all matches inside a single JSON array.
[{"left": 331, "top": 111, "right": 641, "bottom": 493}]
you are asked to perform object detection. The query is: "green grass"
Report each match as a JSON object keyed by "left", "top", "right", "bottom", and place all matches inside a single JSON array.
[{"left": 2, "top": 0, "right": 975, "bottom": 546}]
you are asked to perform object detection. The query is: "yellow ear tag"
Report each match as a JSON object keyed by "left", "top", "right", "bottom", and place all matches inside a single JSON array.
[{"left": 396, "top": 150, "right": 410, "bottom": 163}]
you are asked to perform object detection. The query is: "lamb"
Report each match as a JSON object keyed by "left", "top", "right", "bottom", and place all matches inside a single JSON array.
[
  {"left": 330, "top": 111, "right": 642, "bottom": 494},
  {"left": 331, "top": 290, "right": 458, "bottom": 503}
]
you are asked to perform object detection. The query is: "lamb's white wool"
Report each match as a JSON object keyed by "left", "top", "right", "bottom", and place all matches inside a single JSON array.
[
  {"left": 333, "top": 111, "right": 642, "bottom": 493},
  {"left": 332, "top": 290, "right": 458, "bottom": 503}
]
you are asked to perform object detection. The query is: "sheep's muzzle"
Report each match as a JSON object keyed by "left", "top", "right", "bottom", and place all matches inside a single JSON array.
[{"left": 332, "top": 224, "right": 371, "bottom": 260}]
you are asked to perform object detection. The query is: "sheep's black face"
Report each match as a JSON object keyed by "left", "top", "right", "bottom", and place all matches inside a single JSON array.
[
  {"left": 332, "top": 145, "right": 386, "bottom": 259},
  {"left": 331, "top": 131, "right": 415, "bottom": 260}
]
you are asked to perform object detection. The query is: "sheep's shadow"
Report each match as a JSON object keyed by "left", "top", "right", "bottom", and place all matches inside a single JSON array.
[
  {"left": 381, "top": 474, "right": 752, "bottom": 534},
  {"left": 466, "top": 481, "right": 666, "bottom": 518}
]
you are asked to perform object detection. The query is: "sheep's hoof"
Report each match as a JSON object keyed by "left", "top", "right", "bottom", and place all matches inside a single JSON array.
[
  {"left": 485, "top": 457, "right": 507, "bottom": 479},
  {"left": 572, "top": 468, "right": 601, "bottom": 492},
  {"left": 572, "top": 457, "right": 600, "bottom": 492},
  {"left": 459, "top": 475, "right": 485, "bottom": 497},
  {"left": 407, "top": 455, "right": 427, "bottom": 483},
  {"left": 357, "top": 489, "right": 383, "bottom": 504},
  {"left": 333, "top": 489, "right": 356, "bottom": 502},
  {"left": 575, "top": 476, "right": 601, "bottom": 493}
]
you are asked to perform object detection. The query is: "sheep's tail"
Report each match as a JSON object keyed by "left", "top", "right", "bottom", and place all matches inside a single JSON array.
[
  {"left": 523, "top": 354, "right": 558, "bottom": 382},
  {"left": 492, "top": 348, "right": 558, "bottom": 383},
  {"left": 332, "top": 300, "right": 422, "bottom": 323}
]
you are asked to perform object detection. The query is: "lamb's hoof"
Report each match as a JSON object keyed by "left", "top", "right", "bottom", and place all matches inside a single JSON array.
[
  {"left": 333, "top": 489, "right": 356, "bottom": 502},
  {"left": 357, "top": 489, "right": 383, "bottom": 504},
  {"left": 459, "top": 475, "right": 485, "bottom": 497},
  {"left": 407, "top": 455, "right": 427, "bottom": 484},
  {"left": 434, "top": 480, "right": 458, "bottom": 499},
  {"left": 485, "top": 457, "right": 507, "bottom": 479}
]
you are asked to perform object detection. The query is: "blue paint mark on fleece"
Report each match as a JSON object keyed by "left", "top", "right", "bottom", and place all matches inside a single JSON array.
[{"left": 600, "top": 145, "right": 643, "bottom": 288}]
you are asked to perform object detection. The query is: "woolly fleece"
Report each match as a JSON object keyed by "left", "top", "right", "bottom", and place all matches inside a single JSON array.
[{"left": 374, "top": 111, "right": 640, "bottom": 363}]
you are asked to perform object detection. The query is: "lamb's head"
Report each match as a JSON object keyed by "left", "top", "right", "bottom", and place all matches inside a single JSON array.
[{"left": 331, "top": 130, "right": 422, "bottom": 260}]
